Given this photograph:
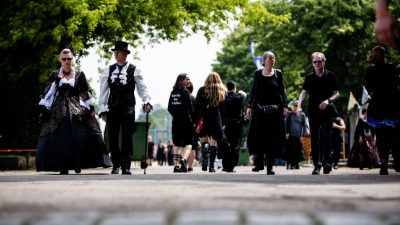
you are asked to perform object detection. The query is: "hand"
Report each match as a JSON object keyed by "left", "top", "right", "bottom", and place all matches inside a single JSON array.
[
  {"left": 295, "top": 107, "right": 302, "bottom": 117},
  {"left": 283, "top": 107, "right": 289, "bottom": 117},
  {"left": 375, "top": 14, "right": 398, "bottom": 48},
  {"left": 245, "top": 107, "right": 252, "bottom": 119},
  {"left": 143, "top": 103, "right": 153, "bottom": 113},
  {"left": 319, "top": 99, "right": 329, "bottom": 110},
  {"left": 99, "top": 111, "right": 108, "bottom": 122},
  {"left": 237, "top": 90, "right": 247, "bottom": 97}
]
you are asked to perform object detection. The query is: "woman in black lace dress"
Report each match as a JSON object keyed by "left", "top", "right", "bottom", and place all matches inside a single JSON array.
[
  {"left": 246, "top": 51, "right": 288, "bottom": 175},
  {"left": 36, "top": 49, "right": 112, "bottom": 175}
]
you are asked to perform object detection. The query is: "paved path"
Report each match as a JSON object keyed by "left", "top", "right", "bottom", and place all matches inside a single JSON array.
[{"left": 1, "top": 165, "right": 400, "bottom": 225}]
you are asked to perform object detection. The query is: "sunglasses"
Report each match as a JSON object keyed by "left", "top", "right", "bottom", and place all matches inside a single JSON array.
[
  {"left": 313, "top": 60, "right": 323, "bottom": 64},
  {"left": 61, "top": 58, "right": 73, "bottom": 61}
]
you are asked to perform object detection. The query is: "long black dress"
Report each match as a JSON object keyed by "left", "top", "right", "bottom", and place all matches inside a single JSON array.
[
  {"left": 247, "top": 69, "right": 287, "bottom": 169},
  {"left": 36, "top": 69, "right": 112, "bottom": 172}
]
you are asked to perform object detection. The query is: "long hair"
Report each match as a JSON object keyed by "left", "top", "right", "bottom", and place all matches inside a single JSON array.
[
  {"left": 173, "top": 73, "right": 188, "bottom": 90},
  {"left": 204, "top": 72, "right": 226, "bottom": 107}
]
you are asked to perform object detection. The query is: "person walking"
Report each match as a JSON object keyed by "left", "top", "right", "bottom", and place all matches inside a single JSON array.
[
  {"left": 222, "top": 80, "right": 246, "bottom": 172},
  {"left": 296, "top": 52, "right": 339, "bottom": 175},
  {"left": 168, "top": 73, "right": 194, "bottom": 173},
  {"left": 285, "top": 100, "right": 308, "bottom": 170},
  {"left": 37, "top": 48, "right": 112, "bottom": 175},
  {"left": 195, "top": 72, "right": 229, "bottom": 173},
  {"left": 365, "top": 46, "right": 400, "bottom": 175},
  {"left": 99, "top": 41, "right": 152, "bottom": 175},
  {"left": 246, "top": 51, "right": 288, "bottom": 175}
]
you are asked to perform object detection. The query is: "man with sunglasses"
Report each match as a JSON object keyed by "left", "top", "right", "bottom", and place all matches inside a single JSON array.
[
  {"left": 99, "top": 41, "right": 152, "bottom": 175},
  {"left": 296, "top": 52, "right": 339, "bottom": 175}
]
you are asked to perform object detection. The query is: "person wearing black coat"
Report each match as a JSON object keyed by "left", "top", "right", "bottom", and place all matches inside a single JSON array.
[
  {"left": 168, "top": 73, "right": 194, "bottom": 173},
  {"left": 195, "top": 72, "right": 229, "bottom": 173},
  {"left": 223, "top": 80, "right": 246, "bottom": 172},
  {"left": 246, "top": 51, "right": 288, "bottom": 175}
]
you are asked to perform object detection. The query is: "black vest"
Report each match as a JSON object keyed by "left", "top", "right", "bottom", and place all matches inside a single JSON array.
[{"left": 107, "top": 63, "right": 136, "bottom": 107}]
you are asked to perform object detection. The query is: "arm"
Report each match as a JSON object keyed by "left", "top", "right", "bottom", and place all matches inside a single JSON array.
[
  {"left": 134, "top": 68, "right": 151, "bottom": 104},
  {"left": 98, "top": 67, "right": 110, "bottom": 113},
  {"left": 374, "top": 0, "right": 399, "bottom": 48},
  {"left": 319, "top": 90, "right": 340, "bottom": 110},
  {"left": 296, "top": 89, "right": 307, "bottom": 116},
  {"left": 333, "top": 118, "right": 346, "bottom": 132},
  {"left": 246, "top": 71, "right": 258, "bottom": 118}
]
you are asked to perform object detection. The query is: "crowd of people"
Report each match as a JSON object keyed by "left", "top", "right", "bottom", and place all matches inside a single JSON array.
[{"left": 36, "top": 36, "right": 399, "bottom": 175}]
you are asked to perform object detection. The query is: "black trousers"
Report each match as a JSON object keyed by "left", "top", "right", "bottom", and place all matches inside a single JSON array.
[
  {"left": 309, "top": 117, "right": 332, "bottom": 168},
  {"left": 107, "top": 106, "right": 135, "bottom": 170},
  {"left": 223, "top": 120, "right": 242, "bottom": 170},
  {"left": 376, "top": 127, "right": 400, "bottom": 166}
]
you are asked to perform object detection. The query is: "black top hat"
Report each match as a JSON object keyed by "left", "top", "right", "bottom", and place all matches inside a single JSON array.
[{"left": 111, "top": 41, "right": 130, "bottom": 54}]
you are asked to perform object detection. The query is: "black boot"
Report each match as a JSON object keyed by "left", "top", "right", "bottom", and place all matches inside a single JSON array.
[
  {"left": 209, "top": 146, "right": 217, "bottom": 173},
  {"left": 266, "top": 157, "right": 275, "bottom": 175},
  {"left": 180, "top": 159, "right": 188, "bottom": 173}
]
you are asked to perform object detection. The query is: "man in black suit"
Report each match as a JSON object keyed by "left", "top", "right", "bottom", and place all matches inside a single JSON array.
[{"left": 222, "top": 80, "right": 246, "bottom": 172}]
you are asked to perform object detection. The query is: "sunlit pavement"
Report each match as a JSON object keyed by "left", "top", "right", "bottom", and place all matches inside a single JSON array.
[{"left": 1, "top": 165, "right": 400, "bottom": 225}]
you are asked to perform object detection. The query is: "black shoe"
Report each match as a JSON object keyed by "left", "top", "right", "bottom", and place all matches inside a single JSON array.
[
  {"left": 188, "top": 168, "right": 193, "bottom": 172},
  {"left": 122, "top": 169, "right": 132, "bottom": 175},
  {"left": 333, "top": 165, "right": 339, "bottom": 170},
  {"left": 294, "top": 165, "right": 300, "bottom": 170},
  {"left": 173, "top": 166, "right": 182, "bottom": 173},
  {"left": 226, "top": 169, "right": 236, "bottom": 173},
  {"left": 180, "top": 159, "right": 188, "bottom": 172},
  {"left": 312, "top": 166, "right": 321, "bottom": 175},
  {"left": 393, "top": 163, "right": 400, "bottom": 173},
  {"left": 202, "top": 164, "right": 207, "bottom": 171},
  {"left": 60, "top": 170, "right": 68, "bottom": 175},
  {"left": 111, "top": 167, "right": 120, "bottom": 174},
  {"left": 380, "top": 167, "right": 389, "bottom": 175},
  {"left": 252, "top": 167, "right": 264, "bottom": 172},
  {"left": 323, "top": 165, "right": 332, "bottom": 174},
  {"left": 75, "top": 168, "right": 81, "bottom": 174},
  {"left": 209, "top": 167, "right": 216, "bottom": 173},
  {"left": 267, "top": 170, "right": 275, "bottom": 175}
]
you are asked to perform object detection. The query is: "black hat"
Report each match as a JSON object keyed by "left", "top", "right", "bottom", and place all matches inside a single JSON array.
[{"left": 111, "top": 41, "right": 130, "bottom": 54}]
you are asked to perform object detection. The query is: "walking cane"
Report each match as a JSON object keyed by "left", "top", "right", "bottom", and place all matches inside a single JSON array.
[{"left": 140, "top": 104, "right": 152, "bottom": 174}]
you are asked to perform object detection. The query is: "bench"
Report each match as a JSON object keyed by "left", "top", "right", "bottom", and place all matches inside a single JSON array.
[{"left": 0, "top": 149, "right": 37, "bottom": 169}]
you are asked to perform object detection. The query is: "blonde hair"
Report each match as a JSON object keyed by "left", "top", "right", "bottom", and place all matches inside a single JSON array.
[
  {"left": 59, "top": 48, "right": 74, "bottom": 63},
  {"left": 311, "top": 52, "right": 326, "bottom": 62},
  {"left": 204, "top": 72, "right": 227, "bottom": 107}
]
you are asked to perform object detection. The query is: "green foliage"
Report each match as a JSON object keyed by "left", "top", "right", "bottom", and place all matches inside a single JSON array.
[
  {"left": 0, "top": 0, "right": 247, "bottom": 148},
  {"left": 213, "top": 0, "right": 400, "bottom": 115}
]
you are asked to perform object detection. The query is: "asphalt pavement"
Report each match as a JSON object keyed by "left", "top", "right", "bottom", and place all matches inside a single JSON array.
[{"left": 1, "top": 164, "right": 400, "bottom": 225}]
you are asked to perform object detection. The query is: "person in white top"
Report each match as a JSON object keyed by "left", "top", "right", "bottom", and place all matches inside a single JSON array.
[{"left": 98, "top": 41, "right": 152, "bottom": 175}]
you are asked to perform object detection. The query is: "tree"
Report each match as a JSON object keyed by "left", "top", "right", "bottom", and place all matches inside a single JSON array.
[
  {"left": 213, "top": 0, "right": 400, "bottom": 114},
  {"left": 0, "top": 0, "right": 248, "bottom": 148}
]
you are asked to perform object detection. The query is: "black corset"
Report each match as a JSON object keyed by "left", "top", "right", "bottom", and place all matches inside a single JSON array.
[{"left": 59, "top": 84, "right": 77, "bottom": 97}]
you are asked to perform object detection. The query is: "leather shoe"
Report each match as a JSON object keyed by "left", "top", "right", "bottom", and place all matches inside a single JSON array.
[
  {"left": 267, "top": 170, "right": 275, "bottom": 175},
  {"left": 111, "top": 167, "right": 120, "bottom": 174},
  {"left": 323, "top": 165, "right": 332, "bottom": 174},
  {"left": 60, "top": 170, "right": 68, "bottom": 175},
  {"left": 312, "top": 166, "right": 321, "bottom": 175},
  {"left": 122, "top": 169, "right": 132, "bottom": 175}
]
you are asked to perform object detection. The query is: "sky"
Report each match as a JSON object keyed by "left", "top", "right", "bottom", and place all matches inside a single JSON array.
[{"left": 80, "top": 34, "right": 225, "bottom": 110}]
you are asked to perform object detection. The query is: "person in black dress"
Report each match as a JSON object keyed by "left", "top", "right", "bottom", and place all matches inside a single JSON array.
[
  {"left": 365, "top": 46, "right": 400, "bottom": 175},
  {"left": 195, "top": 72, "right": 229, "bottom": 173},
  {"left": 296, "top": 52, "right": 340, "bottom": 175},
  {"left": 37, "top": 48, "right": 112, "bottom": 175},
  {"left": 246, "top": 51, "right": 288, "bottom": 175},
  {"left": 168, "top": 73, "right": 194, "bottom": 172}
]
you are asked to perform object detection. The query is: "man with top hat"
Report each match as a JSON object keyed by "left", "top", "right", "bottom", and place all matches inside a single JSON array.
[{"left": 99, "top": 41, "right": 152, "bottom": 175}]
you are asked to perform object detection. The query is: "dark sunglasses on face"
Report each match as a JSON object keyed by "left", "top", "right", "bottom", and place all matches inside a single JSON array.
[
  {"left": 61, "top": 58, "right": 73, "bottom": 61},
  {"left": 313, "top": 60, "right": 323, "bottom": 64}
]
